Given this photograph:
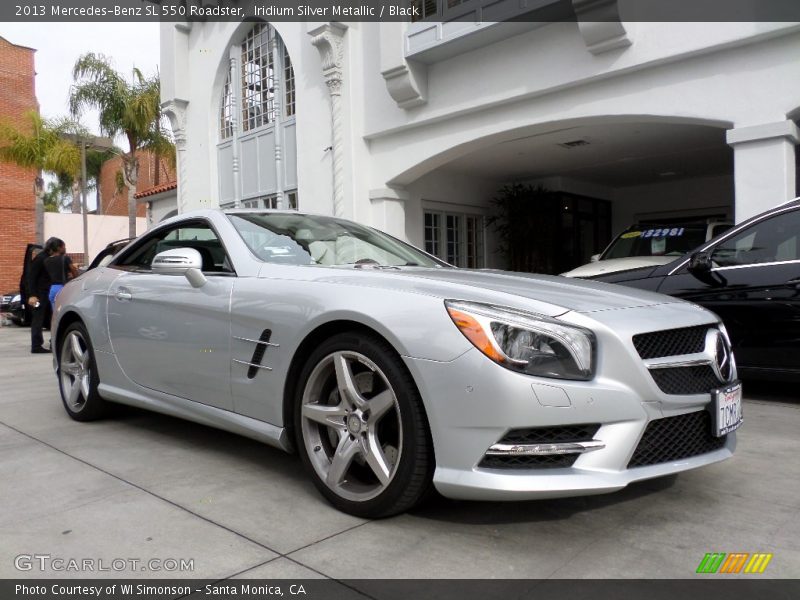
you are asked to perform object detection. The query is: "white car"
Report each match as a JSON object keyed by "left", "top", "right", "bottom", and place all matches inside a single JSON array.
[{"left": 563, "top": 221, "right": 732, "bottom": 278}]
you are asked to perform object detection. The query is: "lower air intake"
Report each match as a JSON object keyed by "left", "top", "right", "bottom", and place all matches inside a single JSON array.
[{"left": 628, "top": 410, "right": 727, "bottom": 468}]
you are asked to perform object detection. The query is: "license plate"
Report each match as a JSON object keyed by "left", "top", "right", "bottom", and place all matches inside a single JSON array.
[{"left": 711, "top": 382, "right": 743, "bottom": 437}]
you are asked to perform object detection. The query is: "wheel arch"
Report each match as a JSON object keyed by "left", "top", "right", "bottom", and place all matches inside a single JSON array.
[
  {"left": 54, "top": 310, "right": 85, "bottom": 356},
  {"left": 281, "top": 319, "right": 427, "bottom": 451}
]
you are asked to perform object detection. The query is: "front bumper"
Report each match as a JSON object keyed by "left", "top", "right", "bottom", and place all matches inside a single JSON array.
[{"left": 403, "top": 342, "right": 736, "bottom": 501}]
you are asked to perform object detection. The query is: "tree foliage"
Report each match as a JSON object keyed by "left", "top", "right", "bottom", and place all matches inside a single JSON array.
[
  {"left": 70, "top": 53, "right": 175, "bottom": 235},
  {"left": 42, "top": 179, "right": 72, "bottom": 213},
  {"left": 0, "top": 111, "right": 81, "bottom": 179}
]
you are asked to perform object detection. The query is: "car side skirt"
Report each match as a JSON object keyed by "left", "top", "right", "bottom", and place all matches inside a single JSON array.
[{"left": 98, "top": 383, "right": 293, "bottom": 453}]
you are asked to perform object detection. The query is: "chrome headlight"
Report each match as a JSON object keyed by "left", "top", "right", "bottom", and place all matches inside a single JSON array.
[
  {"left": 445, "top": 300, "right": 596, "bottom": 381},
  {"left": 11, "top": 294, "right": 21, "bottom": 303}
]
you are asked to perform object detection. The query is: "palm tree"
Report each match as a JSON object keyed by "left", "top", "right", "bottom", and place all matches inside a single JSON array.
[
  {"left": 70, "top": 53, "right": 175, "bottom": 237},
  {"left": 0, "top": 111, "right": 82, "bottom": 242}
]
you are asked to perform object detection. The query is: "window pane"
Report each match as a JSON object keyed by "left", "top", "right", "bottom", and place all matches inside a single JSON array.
[
  {"left": 465, "top": 215, "right": 484, "bottom": 268},
  {"left": 219, "top": 70, "right": 234, "bottom": 139},
  {"left": 446, "top": 214, "right": 460, "bottom": 265},
  {"left": 712, "top": 210, "right": 800, "bottom": 267},
  {"left": 284, "top": 44, "right": 295, "bottom": 117},
  {"left": 241, "top": 24, "right": 275, "bottom": 132},
  {"left": 424, "top": 212, "right": 440, "bottom": 257},
  {"left": 116, "top": 224, "right": 230, "bottom": 272}
]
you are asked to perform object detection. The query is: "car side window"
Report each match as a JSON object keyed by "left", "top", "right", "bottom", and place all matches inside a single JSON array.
[
  {"left": 711, "top": 209, "right": 800, "bottom": 268},
  {"left": 113, "top": 222, "right": 235, "bottom": 274}
]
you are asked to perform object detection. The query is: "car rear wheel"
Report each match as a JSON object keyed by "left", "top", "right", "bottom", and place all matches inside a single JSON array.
[
  {"left": 57, "top": 322, "right": 106, "bottom": 421},
  {"left": 295, "top": 332, "right": 433, "bottom": 518}
]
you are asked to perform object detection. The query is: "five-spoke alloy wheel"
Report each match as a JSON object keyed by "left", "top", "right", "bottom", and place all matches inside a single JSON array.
[
  {"left": 57, "top": 322, "right": 106, "bottom": 421},
  {"left": 295, "top": 333, "right": 433, "bottom": 518}
]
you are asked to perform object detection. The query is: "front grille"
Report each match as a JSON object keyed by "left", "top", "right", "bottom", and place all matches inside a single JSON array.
[
  {"left": 633, "top": 325, "right": 709, "bottom": 359},
  {"left": 628, "top": 410, "right": 727, "bottom": 468},
  {"left": 479, "top": 424, "right": 600, "bottom": 470},
  {"left": 650, "top": 365, "right": 721, "bottom": 395}
]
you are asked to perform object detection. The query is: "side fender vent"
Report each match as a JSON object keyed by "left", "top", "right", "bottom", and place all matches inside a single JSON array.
[{"left": 248, "top": 329, "right": 273, "bottom": 379}]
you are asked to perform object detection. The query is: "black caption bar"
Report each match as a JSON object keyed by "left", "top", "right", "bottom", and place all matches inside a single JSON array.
[
  {"left": 4, "top": 0, "right": 800, "bottom": 22},
  {"left": 2, "top": 579, "right": 800, "bottom": 600}
]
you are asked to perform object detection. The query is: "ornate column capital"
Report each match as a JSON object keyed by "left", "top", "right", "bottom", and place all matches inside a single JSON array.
[
  {"left": 309, "top": 22, "right": 348, "bottom": 95},
  {"left": 161, "top": 98, "right": 189, "bottom": 213},
  {"left": 161, "top": 98, "right": 189, "bottom": 145}
]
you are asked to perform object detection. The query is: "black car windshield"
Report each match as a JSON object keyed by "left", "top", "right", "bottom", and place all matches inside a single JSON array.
[
  {"left": 602, "top": 225, "right": 707, "bottom": 259},
  {"left": 228, "top": 212, "right": 445, "bottom": 268}
]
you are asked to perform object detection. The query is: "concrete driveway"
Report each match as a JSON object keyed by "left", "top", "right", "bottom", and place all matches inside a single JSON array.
[{"left": 0, "top": 324, "right": 798, "bottom": 581}]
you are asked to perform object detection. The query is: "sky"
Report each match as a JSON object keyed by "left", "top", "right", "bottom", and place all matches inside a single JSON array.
[
  {"left": 0, "top": 22, "right": 160, "bottom": 128},
  {"left": 0, "top": 23, "right": 161, "bottom": 208}
]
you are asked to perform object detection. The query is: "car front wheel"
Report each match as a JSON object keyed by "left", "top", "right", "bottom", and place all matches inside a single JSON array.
[
  {"left": 57, "top": 322, "right": 106, "bottom": 421},
  {"left": 295, "top": 332, "right": 433, "bottom": 518}
]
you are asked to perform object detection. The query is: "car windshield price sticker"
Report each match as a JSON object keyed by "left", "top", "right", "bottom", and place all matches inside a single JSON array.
[
  {"left": 642, "top": 227, "right": 686, "bottom": 238},
  {"left": 713, "top": 383, "right": 743, "bottom": 437}
]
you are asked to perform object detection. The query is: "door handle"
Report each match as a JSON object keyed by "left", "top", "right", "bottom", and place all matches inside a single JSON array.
[{"left": 115, "top": 289, "right": 133, "bottom": 301}]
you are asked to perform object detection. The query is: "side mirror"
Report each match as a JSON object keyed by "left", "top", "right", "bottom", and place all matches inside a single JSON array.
[
  {"left": 151, "top": 247, "right": 207, "bottom": 288},
  {"left": 688, "top": 251, "right": 713, "bottom": 273},
  {"left": 590, "top": 254, "right": 601, "bottom": 263}
]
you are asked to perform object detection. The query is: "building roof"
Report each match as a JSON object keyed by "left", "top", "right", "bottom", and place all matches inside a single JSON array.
[
  {"left": 0, "top": 35, "right": 37, "bottom": 52},
  {"left": 134, "top": 181, "right": 178, "bottom": 199}
]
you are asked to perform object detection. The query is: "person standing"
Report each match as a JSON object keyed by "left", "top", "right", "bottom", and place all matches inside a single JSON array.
[
  {"left": 26, "top": 238, "right": 58, "bottom": 354},
  {"left": 44, "top": 238, "right": 78, "bottom": 307}
]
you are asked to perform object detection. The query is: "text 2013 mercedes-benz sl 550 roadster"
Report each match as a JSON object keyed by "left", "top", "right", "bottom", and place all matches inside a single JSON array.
[{"left": 51, "top": 210, "right": 742, "bottom": 517}]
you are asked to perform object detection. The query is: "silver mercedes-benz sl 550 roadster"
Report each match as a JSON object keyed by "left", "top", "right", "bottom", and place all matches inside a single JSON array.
[{"left": 51, "top": 209, "right": 742, "bottom": 517}]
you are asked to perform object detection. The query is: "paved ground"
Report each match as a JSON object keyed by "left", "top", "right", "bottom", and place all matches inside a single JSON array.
[{"left": 0, "top": 323, "right": 798, "bottom": 581}]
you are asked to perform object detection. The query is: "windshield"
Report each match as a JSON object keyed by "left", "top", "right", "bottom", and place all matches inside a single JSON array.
[
  {"left": 602, "top": 226, "right": 707, "bottom": 259},
  {"left": 228, "top": 212, "right": 445, "bottom": 268}
]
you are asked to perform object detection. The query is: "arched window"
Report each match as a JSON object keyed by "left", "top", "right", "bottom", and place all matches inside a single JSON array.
[
  {"left": 218, "top": 24, "right": 296, "bottom": 137},
  {"left": 217, "top": 23, "right": 299, "bottom": 210}
]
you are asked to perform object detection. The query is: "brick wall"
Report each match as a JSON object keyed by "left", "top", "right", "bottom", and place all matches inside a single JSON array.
[
  {"left": 0, "top": 36, "right": 37, "bottom": 294},
  {"left": 99, "top": 151, "right": 175, "bottom": 217}
]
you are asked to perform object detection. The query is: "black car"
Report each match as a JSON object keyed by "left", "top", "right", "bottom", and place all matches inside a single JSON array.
[
  {"left": 6, "top": 293, "right": 27, "bottom": 326},
  {"left": 1, "top": 290, "right": 25, "bottom": 325},
  {"left": 589, "top": 199, "right": 800, "bottom": 382}
]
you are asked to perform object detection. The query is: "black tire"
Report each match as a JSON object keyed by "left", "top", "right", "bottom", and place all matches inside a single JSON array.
[
  {"left": 294, "top": 331, "right": 434, "bottom": 518},
  {"left": 57, "top": 321, "right": 107, "bottom": 421}
]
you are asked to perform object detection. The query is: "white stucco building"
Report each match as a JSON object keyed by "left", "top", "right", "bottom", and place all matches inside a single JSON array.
[{"left": 159, "top": 4, "right": 800, "bottom": 272}]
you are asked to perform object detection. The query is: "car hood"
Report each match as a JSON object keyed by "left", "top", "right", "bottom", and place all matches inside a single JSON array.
[
  {"left": 561, "top": 256, "right": 674, "bottom": 278},
  {"left": 307, "top": 266, "right": 682, "bottom": 317}
]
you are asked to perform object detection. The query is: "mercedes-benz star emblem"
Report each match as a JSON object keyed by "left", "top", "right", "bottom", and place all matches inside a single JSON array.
[{"left": 708, "top": 329, "right": 734, "bottom": 383}]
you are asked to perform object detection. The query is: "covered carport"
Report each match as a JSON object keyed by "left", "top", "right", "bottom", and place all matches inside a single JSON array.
[{"left": 399, "top": 117, "right": 734, "bottom": 273}]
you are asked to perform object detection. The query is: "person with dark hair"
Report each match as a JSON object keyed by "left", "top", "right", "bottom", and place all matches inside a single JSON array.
[
  {"left": 44, "top": 238, "right": 78, "bottom": 307},
  {"left": 26, "top": 237, "right": 59, "bottom": 354}
]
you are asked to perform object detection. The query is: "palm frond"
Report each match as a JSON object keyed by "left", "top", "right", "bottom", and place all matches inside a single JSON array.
[{"left": 0, "top": 111, "right": 80, "bottom": 178}]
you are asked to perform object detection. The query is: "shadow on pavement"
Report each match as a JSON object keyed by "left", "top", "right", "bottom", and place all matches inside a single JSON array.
[
  {"left": 107, "top": 403, "right": 678, "bottom": 525},
  {"left": 410, "top": 475, "right": 677, "bottom": 525}
]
